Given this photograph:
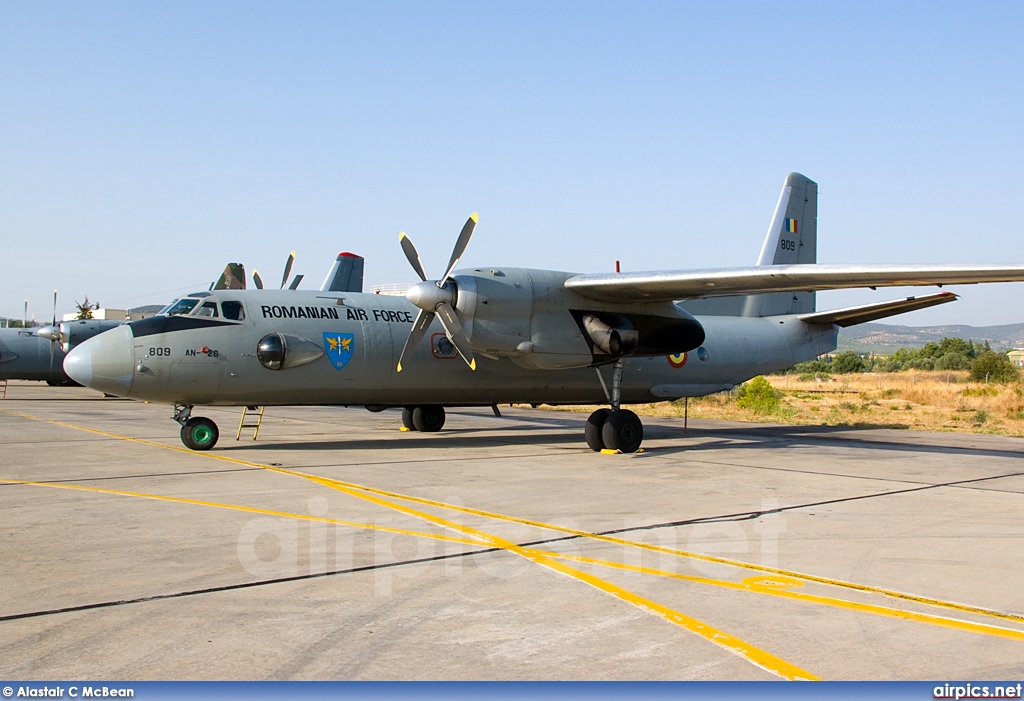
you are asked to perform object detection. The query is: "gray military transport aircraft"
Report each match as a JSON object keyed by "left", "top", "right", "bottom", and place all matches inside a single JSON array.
[{"left": 64, "top": 173, "right": 1024, "bottom": 453}]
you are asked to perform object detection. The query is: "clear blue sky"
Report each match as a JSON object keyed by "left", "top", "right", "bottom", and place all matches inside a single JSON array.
[{"left": 2, "top": 2, "right": 1023, "bottom": 325}]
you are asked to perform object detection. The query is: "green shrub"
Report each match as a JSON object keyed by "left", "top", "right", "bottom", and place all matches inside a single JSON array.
[
  {"left": 831, "top": 351, "right": 867, "bottom": 374},
  {"left": 970, "top": 352, "right": 1020, "bottom": 383},
  {"left": 736, "top": 376, "right": 782, "bottom": 414}
]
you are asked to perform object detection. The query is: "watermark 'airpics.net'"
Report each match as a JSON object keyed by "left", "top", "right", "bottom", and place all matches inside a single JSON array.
[
  {"left": 234, "top": 496, "right": 788, "bottom": 597},
  {"left": 933, "top": 683, "right": 1023, "bottom": 699}
]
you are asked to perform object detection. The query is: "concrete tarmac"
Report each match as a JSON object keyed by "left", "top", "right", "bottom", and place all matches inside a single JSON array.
[{"left": 1, "top": 381, "right": 1023, "bottom": 680}]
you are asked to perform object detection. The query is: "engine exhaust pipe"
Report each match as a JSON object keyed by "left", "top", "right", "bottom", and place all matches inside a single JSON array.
[{"left": 582, "top": 314, "right": 638, "bottom": 357}]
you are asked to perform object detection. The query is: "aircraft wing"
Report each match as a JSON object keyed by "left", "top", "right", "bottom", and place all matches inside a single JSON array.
[
  {"left": 563, "top": 264, "right": 1024, "bottom": 303},
  {"left": 797, "top": 292, "right": 958, "bottom": 327}
]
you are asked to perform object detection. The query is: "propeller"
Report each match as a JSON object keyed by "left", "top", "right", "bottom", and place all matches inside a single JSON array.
[
  {"left": 253, "top": 252, "right": 301, "bottom": 291},
  {"left": 280, "top": 251, "right": 295, "bottom": 289},
  {"left": 37, "top": 290, "right": 60, "bottom": 369},
  {"left": 396, "top": 213, "right": 478, "bottom": 372}
]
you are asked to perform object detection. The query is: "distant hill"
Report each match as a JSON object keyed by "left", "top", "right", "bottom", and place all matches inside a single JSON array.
[{"left": 839, "top": 322, "right": 1024, "bottom": 354}]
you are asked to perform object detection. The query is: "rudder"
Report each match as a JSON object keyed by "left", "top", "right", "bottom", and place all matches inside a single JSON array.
[{"left": 743, "top": 172, "right": 818, "bottom": 316}]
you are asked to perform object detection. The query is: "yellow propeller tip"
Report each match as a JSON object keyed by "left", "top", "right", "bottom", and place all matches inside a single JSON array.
[
  {"left": 396, "top": 362, "right": 403, "bottom": 372},
  {"left": 470, "top": 212, "right": 478, "bottom": 222},
  {"left": 398, "top": 231, "right": 407, "bottom": 241},
  {"left": 469, "top": 358, "right": 477, "bottom": 371}
]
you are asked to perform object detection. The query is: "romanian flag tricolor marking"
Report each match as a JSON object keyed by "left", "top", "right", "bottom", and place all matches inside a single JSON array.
[{"left": 784, "top": 218, "right": 798, "bottom": 233}]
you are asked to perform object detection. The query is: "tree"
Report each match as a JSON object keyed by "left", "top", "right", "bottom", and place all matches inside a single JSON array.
[
  {"left": 970, "top": 351, "right": 1019, "bottom": 383},
  {"left": 75, "top": 296, "right": 97, "bottom": 320},
  {"left": 831, "top": 351, "right": 867, "bottom": 374},
  {"left": 935, "top": 352, "right": 970, "bottom": 371},
  {"left": 736, "top": 376, "right": 782, "bottom": 414},
  {"left": 938, "top": 337, "right": 977, "bottom": 359}
]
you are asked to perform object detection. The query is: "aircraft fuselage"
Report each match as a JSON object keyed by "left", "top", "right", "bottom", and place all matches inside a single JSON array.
[{"left": 66, "top": 282, "right": 838, "bottom": 407}]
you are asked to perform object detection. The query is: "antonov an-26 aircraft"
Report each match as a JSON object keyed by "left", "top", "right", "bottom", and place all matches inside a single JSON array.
[{"left": 65, "top": 174, "right": 1024, "bottom": 453}]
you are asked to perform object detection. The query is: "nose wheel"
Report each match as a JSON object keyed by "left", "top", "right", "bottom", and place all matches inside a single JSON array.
[
  {"left": 174, "top": 405, "right": 220, "bottom": 451},
  {"left": 586, "top": 359, "right": 644, "bottom": 453}
]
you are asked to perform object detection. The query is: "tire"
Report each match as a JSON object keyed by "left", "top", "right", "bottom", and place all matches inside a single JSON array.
[
  {"left": 601, "top": 409, "right": 643, "bottom": 453},
  {"left": 401, "top": 407, "right": 416, "bottom": 430},
  {"left": 585, "top": 408, "right": 611, "bottom": 451},
  {"left": 181, "top": 417, "right": 220, "bottom": 451},
  {"left": 412, "top": 405, "right": 445, "bottom": 432}
]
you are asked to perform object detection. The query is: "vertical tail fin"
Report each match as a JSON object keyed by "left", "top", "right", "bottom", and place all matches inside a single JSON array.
[
  {"left": 213, "top": 263, "right": 246, "bottom": 290},
  {"left": 743, "top": 172, "right": 818, "bottom": 316},
  {"left": 320, "top": 252, "right": 365, "bottom": 293}
]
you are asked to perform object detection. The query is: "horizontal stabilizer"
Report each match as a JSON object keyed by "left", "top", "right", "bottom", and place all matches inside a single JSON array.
[
  {"left": 565, "top": 264, "right": 1024, "bottom": 302},
  {"left": 798, "top": 292, "right": 958, "bottom": 328}
]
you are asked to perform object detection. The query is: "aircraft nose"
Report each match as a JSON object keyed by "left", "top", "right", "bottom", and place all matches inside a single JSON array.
[{"left": 64, "top": 325, "right": 135, "bottom": 396}]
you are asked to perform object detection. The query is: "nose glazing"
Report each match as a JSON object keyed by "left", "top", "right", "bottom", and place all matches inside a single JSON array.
[{"left": 64, "top": 325, "right": 135, "bottom": 396}]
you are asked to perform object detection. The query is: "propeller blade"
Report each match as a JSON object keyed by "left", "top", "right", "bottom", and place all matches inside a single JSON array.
[
  {"left": 399, "top": 232, "right": 429, "bottom": 282},
  {"left": 435, "top": 301, "right": 476, "bottom": 370},
  {"left": 288, "top": 274, "right": 304, "bottom": 290},
  {"left": 396, "top": 309, "right": 435, "bottom": 372},
  {"left": 280, "top": 251, "right": 296, "bottom": 289},
  {"left": 440, "top": 213, "right": 478, "bottom": 284},
  {"left": 48, "top": 290, "right": 58, "bottom": 369},
  {"left": 253, "top": 270, "right": 265, "bottom": 290}
]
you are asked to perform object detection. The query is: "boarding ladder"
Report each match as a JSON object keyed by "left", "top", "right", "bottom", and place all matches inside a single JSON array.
[{"left": 236, "top": 405, "right": 265, "bottom": 440}]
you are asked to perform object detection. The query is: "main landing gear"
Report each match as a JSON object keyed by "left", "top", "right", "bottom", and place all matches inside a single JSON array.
[
  {"left": 174, "top": 405, "right": 220, "bottom": 451},
  {"left": 401, "top": 405, "right": 446, "bottom": 432},
  {"left": 586, "top": 359, "right": 644, "bottom": 453}
]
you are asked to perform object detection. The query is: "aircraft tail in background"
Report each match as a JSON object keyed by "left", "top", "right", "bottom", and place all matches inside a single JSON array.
[{"left": 320, "top": 252, "right": 365, "bottom": 293}]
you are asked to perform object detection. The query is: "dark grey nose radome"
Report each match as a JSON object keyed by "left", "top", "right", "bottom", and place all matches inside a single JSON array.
[{"left": 64, "top": 326, "right": 136, "bottom": 396}]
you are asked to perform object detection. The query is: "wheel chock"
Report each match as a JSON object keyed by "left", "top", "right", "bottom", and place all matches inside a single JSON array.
[
  {"left": 600, "top": 448, "right": 646, "bottom": 455},
  {"left": 400, "top": 426, "right": 411, "bottom": 432}
]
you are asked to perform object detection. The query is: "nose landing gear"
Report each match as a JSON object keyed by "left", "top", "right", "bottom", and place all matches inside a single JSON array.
[
  {"left": 174, "top": 405, "right": 220, "bottom": 451},
  {"left": 586, "top": 359, "right": 644, "bottom": 453}
]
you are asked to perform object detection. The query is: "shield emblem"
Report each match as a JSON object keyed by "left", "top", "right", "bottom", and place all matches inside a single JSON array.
[{"left": 323, "top": 332, "right": 355, "bottom": 370}]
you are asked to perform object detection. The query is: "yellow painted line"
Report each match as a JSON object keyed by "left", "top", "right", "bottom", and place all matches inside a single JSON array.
[
  {"left": 7, "top": 407, "right": 1022, "bottom": 630},
  {"left": 0, "top": 408, "right": 270, "bottom": 469},
  {"left": 526, "top": 549, "right": 1024, "bottom": 643},
  {"left": 292, "top": 470, "right": 818, "bottom": 680},
  {"left": 296, "top": 472, "right": 1024, "bottom": 626},
  {"left": 0, "top": 478, "right": 489, "bottom": 548}
]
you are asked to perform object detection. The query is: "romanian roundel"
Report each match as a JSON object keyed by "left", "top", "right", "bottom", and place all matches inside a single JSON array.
[{"left": 667, "top": 352, "right": 688, "bottom": 369}]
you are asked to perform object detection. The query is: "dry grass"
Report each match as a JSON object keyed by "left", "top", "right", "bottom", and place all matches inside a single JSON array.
[{"left": 545, "top": 371, "right": 1024, "bottom": 437}]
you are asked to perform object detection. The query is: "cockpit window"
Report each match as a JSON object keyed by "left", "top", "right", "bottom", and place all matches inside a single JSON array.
[
  {"left": 221, "top": 301, "right": 245, "bottom": 321},
  {"left": 195, "top": 301, "right": 219, "bottom": 317},
  {"left": 160, "top": 299, "right": 199, "bottom": 316}
]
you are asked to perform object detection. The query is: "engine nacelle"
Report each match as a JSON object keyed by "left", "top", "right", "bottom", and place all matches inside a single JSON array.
[
  {"left": 56, "top": 319, "right": 126, "bottom": 354},
  {"left": 452, "top": 268, "right": 704, "bottom": 370}
]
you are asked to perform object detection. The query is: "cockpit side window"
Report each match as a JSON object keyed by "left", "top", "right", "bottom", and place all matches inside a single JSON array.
[
  {"left": 195, "top": 301, "right": 219, "bottom": 318},
  {"left": 221, "top": 301, "right": 245, "bottom": 321},
  {"left": 161, "top": 299, "right": 199, "bottom": 316}
]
